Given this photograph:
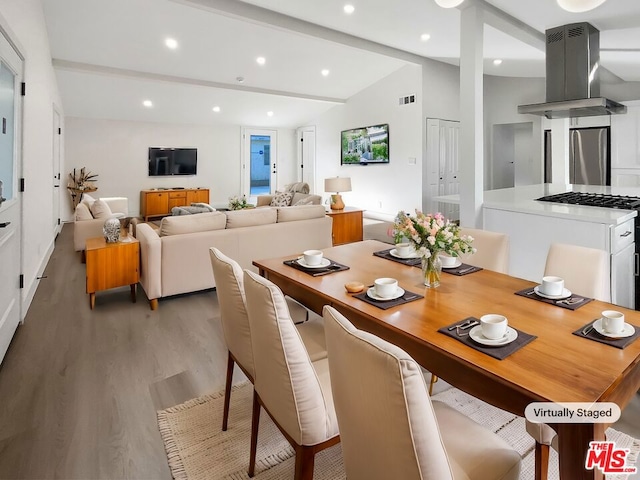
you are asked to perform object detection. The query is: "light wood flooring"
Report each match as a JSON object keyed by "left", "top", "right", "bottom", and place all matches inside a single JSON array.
[{"left": 0, "top": 224, "right": 241, "bottom": 479}]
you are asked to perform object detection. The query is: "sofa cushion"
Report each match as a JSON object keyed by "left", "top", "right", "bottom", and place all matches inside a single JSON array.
[
  {"left": 270, "top": 191, "right": 294, "bottom": 207},
  {"left": 159, "top": 211, "right": 227, "bottom": 236},
  {"left": 277, "top": 204, "right": 327, "bottom": 223},
  {"left": 226, "top": 207, "right": 277, "bottom": 228},
  {"left": 292, "top": 193, "right": 320, "bottom": 206},
  {"left": 90, "top": 199, "right": 113, "bottom": 219},
  {"left": 75, "top": 203, "right": 93, "bottom": 221},
  {"left": 80, "top": 193, "right": 96, "bottom": 209}
]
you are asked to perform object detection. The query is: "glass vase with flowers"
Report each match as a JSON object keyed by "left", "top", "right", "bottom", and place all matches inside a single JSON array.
[{"left": 392, "top": 211, "right": 475, "bottom": 288}]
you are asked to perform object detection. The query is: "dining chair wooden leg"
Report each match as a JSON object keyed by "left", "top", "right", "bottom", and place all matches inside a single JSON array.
[
  {"left": 222, "top": 351, "right": 235, "bottom": 431},
  {"left": 534, "top": 441, "right": 550, "bottom": 480},
  {"left": 248, "top": 390, "right": 261, "bottom": 478},
  {"left": 429, "top": 374, "right": 438, "bottom": 395},
  {"left": 294, "top": 444, "right": 316, "bottom": 480}
]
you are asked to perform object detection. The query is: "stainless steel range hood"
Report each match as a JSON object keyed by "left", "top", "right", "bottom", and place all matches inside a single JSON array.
[{"left": 518, "top": 23, "right": 627, "bottom": 119}]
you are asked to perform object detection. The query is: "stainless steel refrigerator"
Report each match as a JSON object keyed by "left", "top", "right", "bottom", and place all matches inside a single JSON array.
[{"left": 544, "top": 126, "right": 610, "bottom": 185}]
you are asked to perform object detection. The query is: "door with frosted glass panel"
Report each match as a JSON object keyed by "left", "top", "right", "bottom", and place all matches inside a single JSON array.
[
  {"left": 0, "top": 32, "right": 23, "bottom": 365},
  {"left": 242, "top": 129, "right": 277, "bottom": 197}
]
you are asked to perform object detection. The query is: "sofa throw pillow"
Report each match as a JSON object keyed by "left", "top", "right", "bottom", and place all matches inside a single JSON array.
[
  {"left": 284, "top": 182, "right": 310, "bottom": 194},
  {"left": 75, "top": 203, "right": 93, "bottom": 221},
  {"left": 90, "top": 199, "right": 113, "bottom": 219},
  {"left": 190, "top": 202, "right": 216, "bottom": 212},
  {"left": 269, "top": 190, "right": 294, "bottom": 207},
  {"left": 80, "top": 193, "right": 96, "bottom": 209},
  {"left": 293, "top": 196, "right": 315, "bottom": 206}
]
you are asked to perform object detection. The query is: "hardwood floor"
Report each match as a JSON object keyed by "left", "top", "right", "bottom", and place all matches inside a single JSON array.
[{"left": 0, "top": 224, "right": 241, "bottom": 479}]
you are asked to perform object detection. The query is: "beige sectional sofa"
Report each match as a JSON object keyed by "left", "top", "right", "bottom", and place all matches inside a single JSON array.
[{"left": 135, "top": 204, "right": 333, "bottom": 309}]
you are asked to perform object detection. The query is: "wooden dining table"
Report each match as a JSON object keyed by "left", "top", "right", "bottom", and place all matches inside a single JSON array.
[{"left": 253, "top": 240, "right": 640, "bottom": 480}]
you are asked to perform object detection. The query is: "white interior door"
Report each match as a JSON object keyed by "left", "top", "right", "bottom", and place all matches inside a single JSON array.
[
  {"left": 242, "top": 128, "right": 278, "bottom": 197},
  {"left": 0, "top": 31, "right": 23, "bottom": 365},
  {"left": 425, "top": 119, "right": 459, "bottom": 219},
  {"left": 297, "top": 126, "right": 316, "bottom": 192},
  {"left": 53, "top": 107, "right": 61, "bottom": 233}
]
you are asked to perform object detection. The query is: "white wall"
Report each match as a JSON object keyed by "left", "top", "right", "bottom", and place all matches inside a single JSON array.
[
  {"left": 64, "top": 117, "right": 297, "bottom": 218},
  {"left": 0, "top": 0, "right": 64, "bottom": 312},
  {"left": 309, "top": 64, "right": 423, "bottom": 218},
  {"left": 484, "top": 75, "right": 545, "bottom": 189}
]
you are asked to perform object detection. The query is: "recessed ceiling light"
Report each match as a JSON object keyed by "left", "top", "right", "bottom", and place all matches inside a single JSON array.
[
  {"left": 143, "top": 100, "right": 153, "bottom": 108},
  {"left": 256, "top": 57, "right": 266, "bottom": 66},
  {"left": 321, "top": 69, "right": 330, "bottom": 77},
  {"left": 343, "top": 4, "right": 355, "bottom": 14},
  {"left": 420, "top": 33, "right": 431, "bottom": 42},
  {"left": 236, "top": 76, "right": 245, "bottom": 83},
  {"left": 267, "top": 111, "right": 274, "bottom": 117},
  {"left": 493, "top": 59, "right": 503, "bottom": 66},
  {"left": 165, "top": 38, "right": 178, "bottom": 50},
  {"left": 212, "top": 106, "right": 221, "bottom": 113}
]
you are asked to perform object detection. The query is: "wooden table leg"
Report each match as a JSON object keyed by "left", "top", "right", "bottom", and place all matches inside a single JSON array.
[
  {"left": 89, "top": 292, "right": 95, "bottom": 310},
  {"left": 557, "top": 423, "right": 605, "bottom": 480},
  {"left": 130, "top": 284, "right": 136, "bottom": 303}
]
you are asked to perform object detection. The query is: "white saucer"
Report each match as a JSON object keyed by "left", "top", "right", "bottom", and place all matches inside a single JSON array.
[
  {"left": 593, "top": 318, "right": 636, "bottom": 338},
  {"left": 366, "top": 286, "right": 405, "bottom": 301},
  {"left": 297, "top": 258, "right": 331, "bottom": 269},
  {"left": 469, "top": 325, "right": 518, "bottom": 346},
  {"left": 440, "top": 258, "right": 462, "bottom": 269},
  {"left": 533, "top": 285, "right": 572, "bottom": 300},
  {"left": 390, "top": 249, "right": 418, "bottom": 259}
]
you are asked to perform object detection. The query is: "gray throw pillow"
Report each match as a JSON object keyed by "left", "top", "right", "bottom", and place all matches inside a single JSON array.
[{"left": 270, "top": 191, "right": 294, "bottom": 207}]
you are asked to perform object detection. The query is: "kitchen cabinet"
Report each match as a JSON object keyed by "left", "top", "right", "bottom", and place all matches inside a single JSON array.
[
  {"left": 484, "top": 208, "right": 635, "bottom": 309},
  {"left": 140, "top": 188, "right": 209, "bottom": 221}
]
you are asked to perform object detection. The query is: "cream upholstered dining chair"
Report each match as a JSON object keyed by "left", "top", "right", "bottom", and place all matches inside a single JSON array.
[
  {"left": 428, "top": 227, "right": 510, "bottom": 395},
  {"left": 543, "top": 242, "right": 610, "bottom": 301},
  {"left": 243, "top": 270, "right": 339, "bottom": 480},
  {"left": 527, "top": 242, "right": 610, "bottom": 480},
  {"left": 209, "top": 248, "right": 327, "bottom": 432},
  {"left": 460, "top": 227, "right": 510, "bottom": 274},
  {"left": 322, "top": 305, "right": 521, "bottom": 480}
]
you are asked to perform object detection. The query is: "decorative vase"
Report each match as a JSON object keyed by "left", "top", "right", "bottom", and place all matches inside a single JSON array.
[
  {"left": 422, "top": 254, "right": 442, "bottom": 288},
  {"left": 103, "top": 217, "right": 121, "bottom": 243}
]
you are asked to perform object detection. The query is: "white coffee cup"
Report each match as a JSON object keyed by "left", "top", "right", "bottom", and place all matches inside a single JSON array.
[
  {"left": 541, "top": 276, "right": 564, "bottom": 296},
  {"left": 602, "top": 310, "right": 625, "bottom": 334},
  {"left": 395, "top": 242, "right": 413, "bottom": 258},
  {"left": 303, "top": 249, "right": 323, "bottom": 266},
  {"left": 480, "top": 314, "right": 508, "bottom": 340},
  {"left": 438, "top": 253, "right": 458, "bottom": 268},
  {"left": 374, "top": 277, "right": 398, "bottom": 298}
]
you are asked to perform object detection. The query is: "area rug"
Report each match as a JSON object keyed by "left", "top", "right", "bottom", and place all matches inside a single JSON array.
[{"left": 157, "top": 382, "right": 639, "bottom": 480}]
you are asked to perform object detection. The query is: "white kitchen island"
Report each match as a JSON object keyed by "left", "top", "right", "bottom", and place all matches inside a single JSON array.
[{"left": 434, "top": 184, "right": 638, "bottom": 309}]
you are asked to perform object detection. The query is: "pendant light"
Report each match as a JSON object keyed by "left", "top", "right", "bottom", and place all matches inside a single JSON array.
[
  {"left": 434, "top": 0, "right": 464, "bottom": 8},
  {"left": 557, "top": 0, "right": 607, "bottom": 12}
]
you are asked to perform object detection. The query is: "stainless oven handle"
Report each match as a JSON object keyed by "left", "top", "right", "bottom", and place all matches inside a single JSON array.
[{"left": 636, "top": 253, "right": 640, "bottom": 277}]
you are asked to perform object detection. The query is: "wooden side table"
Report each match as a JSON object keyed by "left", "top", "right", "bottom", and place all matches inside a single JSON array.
[
  {"left": 85, "top": 236, "right": 140, "bottom": 309},
  {"left": 326, "top": 207, "right": 364, "bottom": 246}
]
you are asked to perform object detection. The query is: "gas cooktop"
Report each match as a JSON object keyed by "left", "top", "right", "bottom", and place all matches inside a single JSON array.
[{"left": 536, "top": 192, "right": 640, "bottom": 210}]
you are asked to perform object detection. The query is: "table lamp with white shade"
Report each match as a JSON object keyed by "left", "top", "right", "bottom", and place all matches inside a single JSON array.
[{"left": 324, "top": 177, "right": 351, "bottom": 211}]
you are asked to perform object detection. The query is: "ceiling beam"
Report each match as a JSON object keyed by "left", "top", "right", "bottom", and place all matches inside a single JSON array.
[
  {"left": 170, "top": 0, "right": 426, "bottom": 65},
  {"left": 51, "top": 59, "right": 346, "bottom": 104}
]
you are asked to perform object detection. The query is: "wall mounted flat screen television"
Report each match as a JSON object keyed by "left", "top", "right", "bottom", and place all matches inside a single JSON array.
[
  {"left": 148, "top": 147, "right": 197, "bottom": 176},
  {"left": 341, "top": 124, "right": 389, "bottom": 165}
]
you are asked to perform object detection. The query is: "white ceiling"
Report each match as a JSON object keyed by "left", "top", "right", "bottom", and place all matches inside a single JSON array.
[{"left": 41, "top": 0, "right": 640, "bottom": 128}]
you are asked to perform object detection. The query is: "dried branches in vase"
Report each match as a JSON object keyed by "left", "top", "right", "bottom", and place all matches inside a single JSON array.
[{"left": 68, "top": 167, "right": 98, "bottom": 191}]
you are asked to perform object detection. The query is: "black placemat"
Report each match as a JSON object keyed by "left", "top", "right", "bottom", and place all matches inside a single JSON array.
[
  {"left": 438, "top": 317, "right": 537, "bottom": 360},
  {"left": 515, "top": 287, "right": 593, "bottom": 310},
  {"left": 572, "top": 319, "right": 640, "bottom": 349},
  {"left": 373, "top": 248, "right": 421, "bottom": 267},
  {"left": 283, "top": 258, "right": 350, "bottom": 276},
  {"left": 354, "top": 288, "right": 423, "bottom": 310},
  {"left": 442, "top": 263, "right": 483, "bottom": 276}
]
